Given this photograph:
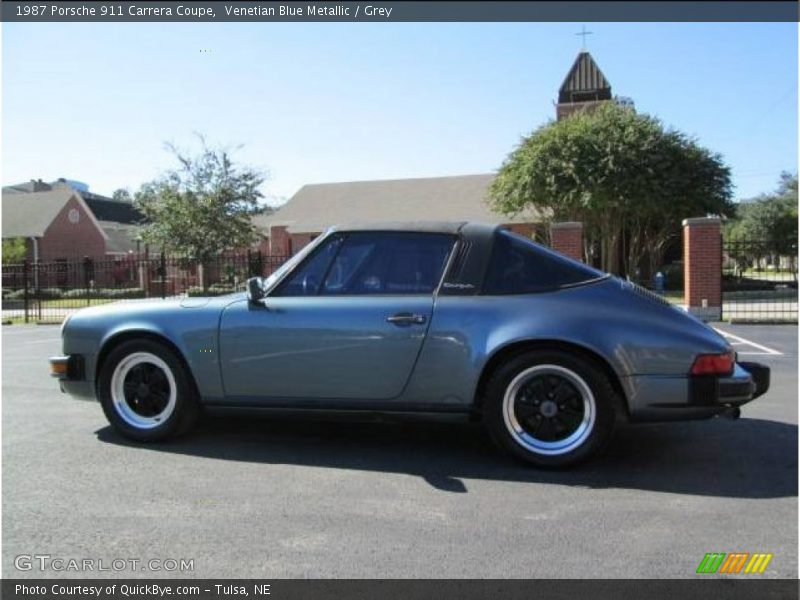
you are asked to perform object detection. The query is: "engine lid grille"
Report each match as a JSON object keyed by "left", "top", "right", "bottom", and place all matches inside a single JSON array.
[{"left": 623, "top": 280, "right": 673, "bottom": 307}]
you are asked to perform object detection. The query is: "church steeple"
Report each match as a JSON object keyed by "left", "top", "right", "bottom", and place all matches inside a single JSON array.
[{"left": 556, "top": 52, "right": 613, "bottom": 120}]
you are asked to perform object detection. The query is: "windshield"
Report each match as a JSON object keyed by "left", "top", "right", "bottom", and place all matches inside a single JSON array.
[{"left": 262, "top": 230, "right": 331, "bottom": 292}]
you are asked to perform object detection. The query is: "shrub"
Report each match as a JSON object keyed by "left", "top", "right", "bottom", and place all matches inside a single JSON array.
[
  {"left": 34, "top": 287, "right": 64, "bottom": 300},
  {"left": 59, "top": 287, "right": 147, "bottom": 300},
  {"left": 186, "top": 284, "right": 239, "bottom": 297},
  {"left": 5, "top": 287, "right": 66, "bottom": 300},
  {"left": 210, "top": 282, "right": 242, "bottom": 292},
  {"left": 98, "top": 287, "right": 146, "bottom": 299},
  {"left": 61, "top": 288, "right": 87, "bottom": 299}
]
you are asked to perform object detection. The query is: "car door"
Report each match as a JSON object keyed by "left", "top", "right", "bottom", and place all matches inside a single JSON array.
[{"left": 219, "top": 231, "right": 456, "bottom": 401}]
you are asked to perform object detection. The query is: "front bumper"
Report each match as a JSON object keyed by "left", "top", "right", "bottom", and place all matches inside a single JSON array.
[
  {"left": 49, "top": 354, "right": 95, "bottom": 400},
  {"left": 49, "top": 354, "right": 84, "bottom": 380},
  {"left": 627, "top": 361, "right": 771, "bottom": 422}
]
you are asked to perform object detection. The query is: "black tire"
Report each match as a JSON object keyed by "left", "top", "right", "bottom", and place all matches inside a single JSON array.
[
  {"left": 483, "top": 350, "right": 619, "bottom": 468},
  {"left": 98, "top": 339, "right": 200, "bottom": 442}
]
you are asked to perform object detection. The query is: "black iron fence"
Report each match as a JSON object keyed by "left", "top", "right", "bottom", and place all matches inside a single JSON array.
[
  {"left": 722, "top": 238, "right": 798, "bottom": 322},
  {"left": 5, "top": 240, "right": 796, "bottom": 324},
  {"left": 1, "top": 252, "right": 290, "bottom": 324}
]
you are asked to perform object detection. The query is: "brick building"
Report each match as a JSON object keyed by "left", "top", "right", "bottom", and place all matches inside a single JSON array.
[
  {"left": 2, "top": 179, "right": 144, "bottom": 262},
  {"left": 253, "top": 174, "right": 541, "bottom": 256}
]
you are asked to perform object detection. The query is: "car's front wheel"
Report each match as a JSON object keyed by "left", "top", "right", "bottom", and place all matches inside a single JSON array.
[
  {"left": 98, "top": 339, "right": 200, "bottom": 441},
  {"left": 484, "top": 350, "right": 619, "bottom": 468}
]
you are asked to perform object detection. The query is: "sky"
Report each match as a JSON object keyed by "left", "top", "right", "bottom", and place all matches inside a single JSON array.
[{"left": 2, "top": 22, "right": 797, "bottom": 206}]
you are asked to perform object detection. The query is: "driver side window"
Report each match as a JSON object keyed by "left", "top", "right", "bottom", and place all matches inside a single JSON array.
[
  {"left": 322, "top": 232, "right": 454, "bottom": 295},
  {"left": 274, "top": 232, "right": 455, "bottom": 297},
  {"left": 274, "top": 236, "right": 342, "bottom": 296}
]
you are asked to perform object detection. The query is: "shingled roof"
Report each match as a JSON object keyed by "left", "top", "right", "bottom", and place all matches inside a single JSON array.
[
  {"left": 83, "top": 195, "right": 143, "bottom": 224},
  {"left": 1, "top": 189, "right": 81, "bottom": 237},
  {"left": 3, "top": 180, "right": 144, "bottom": 225},
  {"left": 558, "top": 52, "right": 612, "bottom": 103},
  {"left": 253, "top": 174, "right": 540, "bottom": 234},
  {"left": 99, "top": 221, "right": 140, "bottom": 254}
]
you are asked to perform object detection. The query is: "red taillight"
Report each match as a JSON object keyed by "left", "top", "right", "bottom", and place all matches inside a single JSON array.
[{"left": 691, "top": 352, "right": 735, "bottom": 376}]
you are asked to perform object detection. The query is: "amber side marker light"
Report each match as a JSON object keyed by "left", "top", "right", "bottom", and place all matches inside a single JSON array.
[
  {"left": 691, "top": 352, "right": 735, "bottom": 376},
  {"left": 49, "top": 358, "right": 68, "bottom": 378}
]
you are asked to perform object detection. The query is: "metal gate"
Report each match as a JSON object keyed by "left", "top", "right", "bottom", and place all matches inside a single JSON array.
[
  {"left": 722, "top": 238, "right": 798, "bottom": 322},
  {"left": 1, "top": 252, "right": 290, "bottom": 324}
]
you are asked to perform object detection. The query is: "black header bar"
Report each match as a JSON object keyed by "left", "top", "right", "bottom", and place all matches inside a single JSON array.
[{"left": 2, "top": 1, "right": 798, "bottom": 23}]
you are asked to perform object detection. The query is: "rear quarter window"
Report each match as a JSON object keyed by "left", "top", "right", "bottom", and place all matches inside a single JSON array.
[{"left": 483, "top": 230, "right": 606, "bottom": 295}]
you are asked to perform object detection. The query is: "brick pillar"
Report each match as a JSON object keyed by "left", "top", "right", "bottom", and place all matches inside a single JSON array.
[
  {"left": 550, "top": 222, "right": 583, "bottom": 262},
  {"left": 269, "top": 225, "right": 291, "bottom": 256},
  {"left": 683, "top": 217, "right": 722, "bottom": 321}
]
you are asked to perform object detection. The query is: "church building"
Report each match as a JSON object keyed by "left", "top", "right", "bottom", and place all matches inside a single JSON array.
[{"left": 556, "top": 51, "right": 613, "bottom": 120}]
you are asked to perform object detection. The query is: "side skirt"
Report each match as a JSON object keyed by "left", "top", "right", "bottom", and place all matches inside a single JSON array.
[{"left": 202, "top": 397, "right": 473, "bottom": 414}]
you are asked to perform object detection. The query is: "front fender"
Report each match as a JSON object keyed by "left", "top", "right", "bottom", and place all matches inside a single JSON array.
[{"left": 63, "top": 298, "right": 233, "bottom": 401}]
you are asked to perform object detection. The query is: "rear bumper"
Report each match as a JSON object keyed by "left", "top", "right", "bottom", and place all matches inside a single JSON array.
[
  {"left": 689, "top": 363, "right": 770, "bottom": 407},
  {"left": 626, "top": 362, "right": 770, "bottom": 422},
  {"left": 689, "top": 362, "right": 770, "bottom": 407},
  {"left": 740, "top": 361, "right": 770, "bottom": 399}
]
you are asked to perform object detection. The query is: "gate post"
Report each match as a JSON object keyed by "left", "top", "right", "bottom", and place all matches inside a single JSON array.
[
  {"left": 160, "top": 253, "right": 167, "bottom": 299},
  {"left": 23, "top": 260, "right": 29, "bottom": 324},
  {"left": 143, "top": 246, "right": 151, "bottom": 297},
  {"left": 34, "top": 260, "right": 42, "bottom": 321},
  {"left": 550, "top": 222, "right": 584, "bottom": 262},
  {"left": 269, "top": 225, "right": 291, "bottom": 256},
  {"left": 683, "top": 217, "right": 722, "bottom": 321},
  {"left": 138, "top": 256, "right": 146, "bottom": 292},
  {"left": 83, "top": 256, "right": 93, "bottom": 307}
]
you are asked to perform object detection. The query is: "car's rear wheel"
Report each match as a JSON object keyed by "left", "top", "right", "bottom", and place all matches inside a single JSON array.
[
  {"left": 484, "top": 350, "right": 618, "bottom": 468},
  {"left": 98, "top": 339, "right": 200, "bottom": 441}
]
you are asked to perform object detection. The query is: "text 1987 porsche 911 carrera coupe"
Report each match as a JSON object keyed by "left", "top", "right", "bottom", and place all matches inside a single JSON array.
[{"left": 50, "top": 222, "right": 770, "bottom": 467}]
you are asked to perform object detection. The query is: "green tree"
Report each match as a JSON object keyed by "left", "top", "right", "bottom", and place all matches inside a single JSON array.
[
  {"left": 134, "top": 137, "right": 266, "bottom": 270},
  {"left": 724, "top": 172, "right": 797, "bottom": 275},
  {"left": 490, "top": 103, "right": 732, "bottom": 277},
  {"left": 251, "top": 203, "right": 276, "bottom": 216},
  {"left": 2, "top": 238, "right": 27, "bottom": 263},
  {"left": 726, "top": 173, "right": 797, "bottom": 248},
  {"left": 112, "top": 188, "right": 133, "bottom": 202}
]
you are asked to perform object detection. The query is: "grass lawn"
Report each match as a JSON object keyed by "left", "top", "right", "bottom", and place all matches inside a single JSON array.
[
  {"left": 1, "top": 298, "right": 119, "bottom": 324},
  {"left": 1, "top": 316, "right": 62, "bottom": 325},
  {"left": 724, "top": 269, "right": 798, "bottom": 282},
  {"left": 36, "top": 298, "right": 118, "bottom": 309},
  {"left": 2, "top": 317, "right": 29, "bottom": 325},
  {"left": 742, "top": 269, "right": 795, "bottom": 275}
]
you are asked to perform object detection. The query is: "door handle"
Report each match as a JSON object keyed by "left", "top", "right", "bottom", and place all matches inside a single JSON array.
[{"left": 386, "top": 313, "right": 427, "bottom": 326}]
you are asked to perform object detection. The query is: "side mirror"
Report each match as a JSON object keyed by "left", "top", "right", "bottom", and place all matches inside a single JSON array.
[{"left": 247, "top": 277, "right": 265, "bottom": 303}]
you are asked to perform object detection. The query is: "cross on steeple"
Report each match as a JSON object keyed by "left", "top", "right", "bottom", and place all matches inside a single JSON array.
[{"left": 575, "top": 26, "right": 593, "bottom": 50}]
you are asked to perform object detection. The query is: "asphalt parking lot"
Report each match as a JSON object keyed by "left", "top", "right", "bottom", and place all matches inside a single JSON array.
[{"left": 2, "top": 323, "right": 796, "bottom": 579}]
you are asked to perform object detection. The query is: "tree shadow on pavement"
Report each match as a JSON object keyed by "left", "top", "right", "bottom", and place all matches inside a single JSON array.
[{"left": 96, "top": 411, "right": 797, "bottom": 498}]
